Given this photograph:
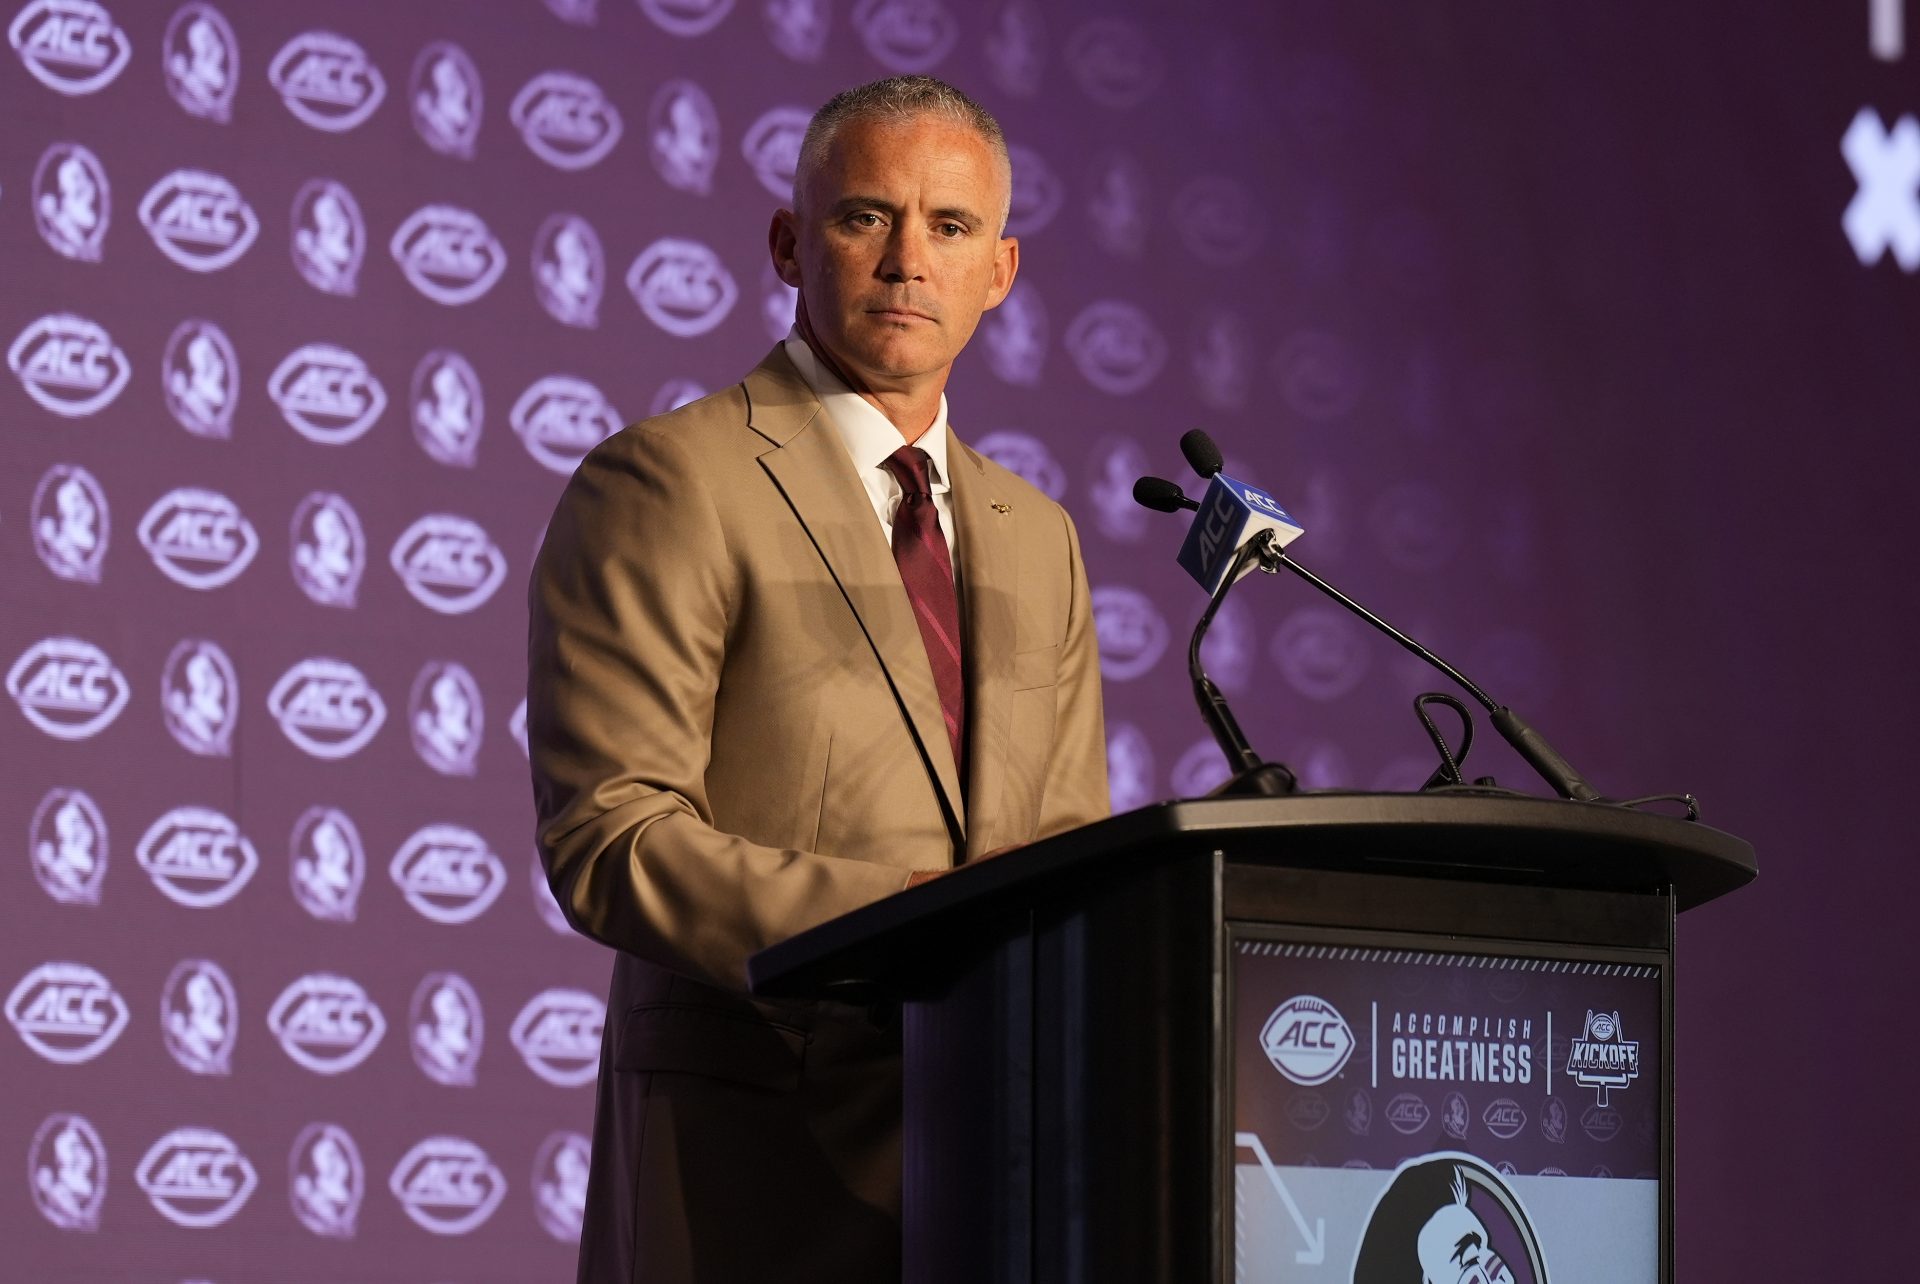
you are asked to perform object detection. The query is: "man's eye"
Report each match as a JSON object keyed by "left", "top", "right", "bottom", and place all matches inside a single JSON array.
[
  {"left": 849, "top": 212, "right": 883, "bottom": 228},
  {"left": 936, "top": 222, "right": 966, "bottom": 237}
]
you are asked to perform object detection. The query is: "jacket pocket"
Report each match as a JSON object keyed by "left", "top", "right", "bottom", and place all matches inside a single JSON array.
[
  {"left": 1010, "top": 643, "right": 1060, "bottom": 691},
  {"left": 612, "top": 1002, "right": 807, "bottom": 1092}
]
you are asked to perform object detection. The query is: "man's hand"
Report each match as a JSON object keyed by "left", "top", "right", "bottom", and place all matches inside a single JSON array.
[{"left": 904, "top": 844, "right": 1026, "bottom": 889}]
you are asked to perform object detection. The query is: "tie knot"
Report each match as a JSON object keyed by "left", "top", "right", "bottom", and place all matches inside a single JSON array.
[{"left": 883, "top": 445, "right": 934, "bottom": 500}]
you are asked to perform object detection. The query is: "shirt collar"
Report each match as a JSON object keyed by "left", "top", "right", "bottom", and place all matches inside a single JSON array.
[{"left": 783, "top": 326, "right": 952, "bottom": 491}]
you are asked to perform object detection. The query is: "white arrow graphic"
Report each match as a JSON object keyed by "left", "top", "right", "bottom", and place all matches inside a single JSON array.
[{"left": 1236, "top": 1131, "right": 1326, "bottom": 1265}]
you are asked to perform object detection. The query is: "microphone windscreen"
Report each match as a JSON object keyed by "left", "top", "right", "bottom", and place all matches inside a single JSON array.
[
  {"left": 1132, "top": 476, "right": 1192, "bottom": 512},
  {"left": 1180, "top": 429, "right": 1224, "bottom": 478}
]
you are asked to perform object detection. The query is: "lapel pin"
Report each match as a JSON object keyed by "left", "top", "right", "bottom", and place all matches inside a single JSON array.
[{"left": 990, "top": 501, "right": 1012, "bottom": 514}]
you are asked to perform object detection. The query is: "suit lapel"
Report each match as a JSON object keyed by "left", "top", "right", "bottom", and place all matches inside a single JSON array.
[
  {"left": 948, "top": 437, "right": 1017, "bottom": 861},
  {"left": 745, "top": 349, "right": 968, "bottom": 841}
]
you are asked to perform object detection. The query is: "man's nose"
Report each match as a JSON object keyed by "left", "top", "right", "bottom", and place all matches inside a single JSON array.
[{"left": 879, "top": 223, "right": 928, "bottom": 282}]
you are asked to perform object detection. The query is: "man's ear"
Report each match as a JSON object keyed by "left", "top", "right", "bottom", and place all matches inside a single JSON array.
[
  {"left": 981, "top": 235, "right": 1020, "bottom": 311},
  {"left": 768, "top": 209, "right": 804, "bottom": 288}
]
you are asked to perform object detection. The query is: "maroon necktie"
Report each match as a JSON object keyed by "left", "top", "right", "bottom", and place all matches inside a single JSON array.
[{"left": 882, "top": 446, "right": 965, "bottom": 779}]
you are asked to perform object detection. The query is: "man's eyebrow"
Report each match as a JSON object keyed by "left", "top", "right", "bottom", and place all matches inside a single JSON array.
[
  {"left": 831, "top": 194, "right": 901, "bottom": 216},
  {"left": 930, "top": 205, "right": 984, "bottom": 226},
  {"left": 1451, "top": 1232, "right": 1484, "bottom": 1264}
]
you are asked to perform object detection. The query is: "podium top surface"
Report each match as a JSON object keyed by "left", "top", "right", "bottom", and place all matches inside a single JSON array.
[{"left": 748, "top": 791, "right": 1755, "bottom": 997}]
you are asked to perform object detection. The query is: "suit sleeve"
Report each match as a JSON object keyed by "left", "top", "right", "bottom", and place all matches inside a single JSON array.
[
  {"left": 527, "top": 425, "right": 912, "bottom": 992},
  {"left": 1033, "top": 506, "right": 1110, "bottom": 840}
]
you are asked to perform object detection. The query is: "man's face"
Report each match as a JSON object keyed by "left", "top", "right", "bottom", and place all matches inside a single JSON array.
[
  {"left": 772, "top": 113, "right": 1017, "bottom": 393},
  {"left": 1416, "top": 1200, "right": 1499, "bottom": 1284}
]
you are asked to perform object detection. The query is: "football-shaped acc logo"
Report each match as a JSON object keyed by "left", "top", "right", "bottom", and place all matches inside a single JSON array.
[
  {"left": 138, "top": 488, "right": 259, "bottom": 590},
  {"left": 510, "top": 374, "right": 622, "bottom": 474},
  {"left": 1259, "top": 995, "right": 1355, "bottom": 1086},
  {"left": 1065, "top": 299, "right": 1166, "bottom": 396},
  {"left": 268, "top": 342, "right": 387, "bottom": 445},
  {"left": 135, "top": 1126, "right": 257, "bottom": 1228},
  {"left": 7, "top": 636, "right": 130, "bottom": 741},
  {"left": 7, "top": 961, "right": 128, "bottom": 1064},
  {"left": 389, "top": 513, "right": 508, "bottom": 615},
  {"left": 267, "top": 657, "right": 386, "bottom": 760},
  {"left": 390, "top": 824, "right": 507, "bottom": 925},
  {"left": 268, "top": 30, "right": 385, "bottom": 132},
  {"left": 390, "top": 204, "right": 507, "bottom": 306},
  {"left": 135, "top": 805, "right": 259, "bottom": 908},
  {"left": 389, "top": 1136, "right": 507, "bottom": 1235},
  {"left": 138, "top": 168, "right": 259, "bottom": 272},
  {"left": 510, "top": 988, "right": 605, "bottom": 1087},
  {"left": 9, "top": 0, "right": 131, "bottom": 96},
  {"left": 510, "top": 70, "right": 622, "bottom": 170},
  {"left": 267, "top": 972, "right": 387, "bottom": 1075},
  {"left": 9, "top": 312, "right": 130, "bottom": 417},
  {"left": 626, "top": 237, "right": 737, "bottom": 337}
]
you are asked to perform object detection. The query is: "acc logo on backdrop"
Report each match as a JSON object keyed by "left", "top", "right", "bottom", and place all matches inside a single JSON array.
[
  {"left": 267, "top": 657, "right": 386, "bottom": 759},
  {"left": 1004, "top": 143, "right": 1062, "bottom": 237},
  {"left": 760, "top": 262, "right": 798, "bottom": 340},
  {"left": 1174, "top": 176, "right": 1263, "bottom": 265},
  {"left": 31, "top": 786, "right": 107, "bottom": 905},
  {"left": 269, "top": 30, "right": 384, "bottom": 132},
  {"left": 411, "top": 971, "right": 483, "bottom": 1087},
  {"left": 389, "top": 1136, "right": 506, "bottom": 1235},
  {"left": 627, "top": 237, "right": 738, "bottom": 336},
  {"left": 511, "top": 70, "right": 622, "bottom": 170},
  {"left": 545, "top": 0, "right": 597, "bottom": 23},
  {"left": 409, "top": 660, "right": 484, "bottom": 776},
  {"left": 391, "top": 204, "right": 507, "bottom": 305},
  {"left": 410, "top": 40, "right": 481, "bottom": 158},
  {"left": 511, "top": 374, "right": 621, "bottom": 473},
  {"left": 291, "top": 178, "right": 364, "bottom": 296},
  {"left": 533, "top": 1131, "right": 591, "bottom": 1242},
  {"left": 136, "top": 1127, "right": 256, "bottom": 1227},
  {"left": 9, "top": 312, "right": 129, "bottom": 417},
  {"left": 1261, "top": 995, "right": 1355, "bottom": 1086},
  {"left": 290, "top": 1122, "right": 362, "bottom": 1239},
  {"left": 648, "top": 80, "right": 719, "bottom": 194},
  {"left": 1063, "top": 17, "right": 1163, "bottom": 109},
  {"left": 413, "top": 350, "right": 484, "bottom": 466},
  {"left": 269, "top": 342, "right": 386, "bottom": 444},
  {"left": 1170, "top": 738, "right": 1230, "bottom": 796},
  {"left": 290, "top": 805, "right": 364, "bottom": 923},
  {"left": 853, "top": 0, "right": 955, "bottom": 72},
  {"left": 1370, "top": 481, "right": 1461, "bottom": 573},
  {"left": 531, "top": 852, "right": 572, "bottom": 935},
  {"left": 981, "top": 281, "right": 1047, "bottom": 387},
  {"left": 1086, "top": 151, "right": 1150, "bottom": 258},
  {"left": 511, "top": 696, "right": 530, "bottom": 756},
  {"left": 7, "top": 961, "right": 128, "bottom": 1063},
  {"left": 7, "top": 637, "right": 129, "bottom": 741},
  {"left": 972, "top": 431, "right": 1065, "bottom": 501},
  {"left": 1273, "top": 329, "right": 1362, "bottom": 423},
  {"left": 8, "top": 0, "right": 130, "bottom": 95},
  {"left": 291, "top": 491, "right": 365, "bottom": 608},
  {"left": 1271, "top": 606, "right": 1370, "bottom": 702},
  {"left": 533, "top": 212, "right": 603, "bottom": 328},
  {"left": 160, "top": 638, "right": 237, "bottom": 755},
  {"left": 764, "top": 0, "right": 828, "bottom": 61},
  {"left": 741, "top": 105, "right": 809, "bottom": 199},
  {"left": 33, "top": 141, "right": 109, "bottom": 261},
  {"left": 1065, "top": 301, "right": 1165, "bottom": 396},
  {"left": 510, "top": 988, "right": 605, "bottom": 1087},
  {"left": 135, "top": 806, "right": 258, "bottom": 908},
  {"left": 162, "top": 319, "right": 237, "bottom": 438},
  {"left": 160, "top": 958, "right": 236, "bottom": 1075},
  {"left": 139, "top": 169, "right": 258, "bottom": 271},
  {"left": 639, "top": 0, "right": 733, "bottom": 37},
  {"left": 391, "top": 823, "right": 506, "bottom": 924},
  {"left": 267, "top": 973, "right": 386, "bottom": 1074},
  {"left": 389, "top": 514, "right": 507, "bottom": 615},
  {"left": 1105, "top": 722, "right": 1155, "bottom": 813},
  {"left": 137, "top": 487, "right": 258, "bottom": 590},
  {"left": 32, "top": 462, "right": 109, "bottom": 583},
  {"left": 29, "top": 1113, "right": 107, "bottom": 1231},
  {"left": 1090, "top": 586, "right": 1167, "bottom": 682},
  {"left": 650, "top": 378, "right": 705, "bottom": 416},
  {"left": 162, "top": 3, "right": 237, "bottom": 122}
]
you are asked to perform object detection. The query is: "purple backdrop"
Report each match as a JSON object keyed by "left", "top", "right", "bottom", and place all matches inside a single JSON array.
[{"left": 3, "top": 0, "right": 1913, "bottom": 1279}]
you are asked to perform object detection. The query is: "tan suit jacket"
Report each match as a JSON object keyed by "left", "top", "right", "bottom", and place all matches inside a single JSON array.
[{"left": 528, "top": 346, "right": 1108, "bottom": 1283}]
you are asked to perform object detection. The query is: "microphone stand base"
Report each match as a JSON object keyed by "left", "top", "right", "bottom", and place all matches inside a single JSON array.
[{"left": 1207, "top": 762, "right": 1299, "bottom": 798}]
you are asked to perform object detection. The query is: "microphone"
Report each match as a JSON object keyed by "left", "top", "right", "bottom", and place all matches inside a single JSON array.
[
  {"left": 1132, "top": 475, "right": 1198, "bottom": 513},
  {"left": 1180, "top": 428, "right": 1224, "bottom": 478}
]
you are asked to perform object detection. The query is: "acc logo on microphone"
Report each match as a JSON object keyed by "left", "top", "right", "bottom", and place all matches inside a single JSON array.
[
  {"left": 390, "top": 824, "right": 507, "bottom": 925},
  {"left": 29, "top": 1113, "right": 107, "bottom": 1231},
  {"left": 269, "top": 30, "right": 384, "bottom": 132},
  {"left": 162, "top": 318, "right": 238, "bottom": 438},
  {"left": 161, "top": 638, "right": 238, "bottom": 755},
  {"left": 982, "top": 281, "right": 1047, "bottom": 387},
  {"left": 160, "top": 958, "right": 237, "bottom": 1075},
  {"left": 638, "top": 0, "right": 733, "bottom": 37},
  {"left": 510, "top": 988, "right": 605, "bottom": 1086},
  {"left": 162, "top": 3, "right": 238, "bottom": 123},
  {"left": 1005, "top": 143, "right": 1063, "bottom": 237},
  {"left": 411, "top": 971, "right": 483, "bottom": 1087},
  {"left": 649, "top": 80, "right": 719, "bottom": 194},
  {"left": 32, "top": 462, "right": 109, "bottom": 583},
  {"left": 532, "top": 1131, "right": 591, "bottom": 1241},
  {"left": 268, "top": 343, "right": 387, "bottom": 445},
  {"left": 410, "top": 660, "right": 484, "bottom": 776},
  {"left": 1065, "top": 300, "right": 1165, "bottom": 396},
  {"left": 291, "top": 178, "right": 364, "bottom": 297},
  {"left": 291, "top": 491, "right": 365, "bottom": 608},
  {"left": 135, "top": 1126, "right": 257, "bottom": 1227},
  {"left": 973, "top": 431, "right": 1065, "bottom": 501},
  {"left": 741, "top": 105, "right": 809, "bottom": 199},
  {"left": 290, "top": 805, "right": 364, "bottom": 923},
  {"left": 9, "top": 312, "right": 130, "bottom": 417},
  {"left": 31, "top": 786, "right": 107, "bottom": 906},
  {"left": 267, "top": 973, "right": 386, "bottom": 1075},
  {"left": 852, "top": 0, "right": 956, "bottom": 72},
  {"left": 33, "top": 141, "right": 109, "bottom": 261},
  {"left": 138, "top": 169, "right": 259, "bottom": 271},
  {"left": 1260, "top": 995, "right": 1355, "bottom": 1086},
  {"left": 389, "top": 1136, "right": 506, "bottom": 1235},
  {"left": 510, "top": 70, "right": 621, "bottom": 170},
  {"left": 389, "top": 514, "right": 507, "bottom": 615},
  {"left": 135, "top": 805, "right": 259, "bottom": 908},
  {"left": 533, "top": 212, "right": 603, "bottom": 328},
  {"left": 627, "top": 237, "right": 737, "bottom": 337},
  {"left": 290, "top": 1121, "right": 363, "bottom": 1239},
  {"left": 137, "top": 488, "right": 259, "bottom": 590},
  {"left": 410, "top": 40, "right": 481, "bottom": 158},
  {"left": 511, "top": 374, "right": 622, "bottom": 474},
  {"left": 412, "top": 350, "right": 484, "bottom": 467},
  {"left": 8, "top": 0, "right": 130, "bottom": 95},
  {"left": 267, "top": 657, "right": 386, "bottom": 760},
  {"left": 391, "top": 204, "right": 507, "bottom": 306},
  {"left": 7, "top": 961, "right": 128, "bottom": 1063},
  {"left": 1090, "top": 586, "right": 1167, "bottom": 682},
  {"left": 8, "top": 637, "right": 130, "bottom": 741},
  {"left": 1063, "top": 17, "right": 1163, "bottom": 109}
]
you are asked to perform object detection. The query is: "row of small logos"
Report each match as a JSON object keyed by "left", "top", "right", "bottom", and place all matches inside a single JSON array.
[
  {"left": 9, "top": 959, "right": 600, "bottom": 1084},
  {"left": 1275, "top": 1083, "right": 1645, "bottom": 1151},
  {"left": 13, "top": 0, "right": 1170, "bottom": 126},
  {"left": 30, "top": 1111, "right": 589, "bottom": 1240}
]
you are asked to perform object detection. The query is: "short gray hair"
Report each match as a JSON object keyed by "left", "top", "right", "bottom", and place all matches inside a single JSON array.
[{"left": 795, "top": 75, "right": 1012, "bottom": 232}]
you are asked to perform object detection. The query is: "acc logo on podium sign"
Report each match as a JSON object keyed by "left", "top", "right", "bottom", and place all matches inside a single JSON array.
[{"left": 1261, "top": 995, "right": 1355, "bottom": 1086}]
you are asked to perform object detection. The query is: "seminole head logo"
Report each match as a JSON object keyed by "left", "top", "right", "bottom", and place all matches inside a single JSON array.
[{"left": 1354, "top": 1153, "right": 1548, "bottom": 1284}]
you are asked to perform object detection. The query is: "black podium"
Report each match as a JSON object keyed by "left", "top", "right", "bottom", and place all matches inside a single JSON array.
[{"left": 749, "top": 794, "right": 1754, "bottom": 1283}]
